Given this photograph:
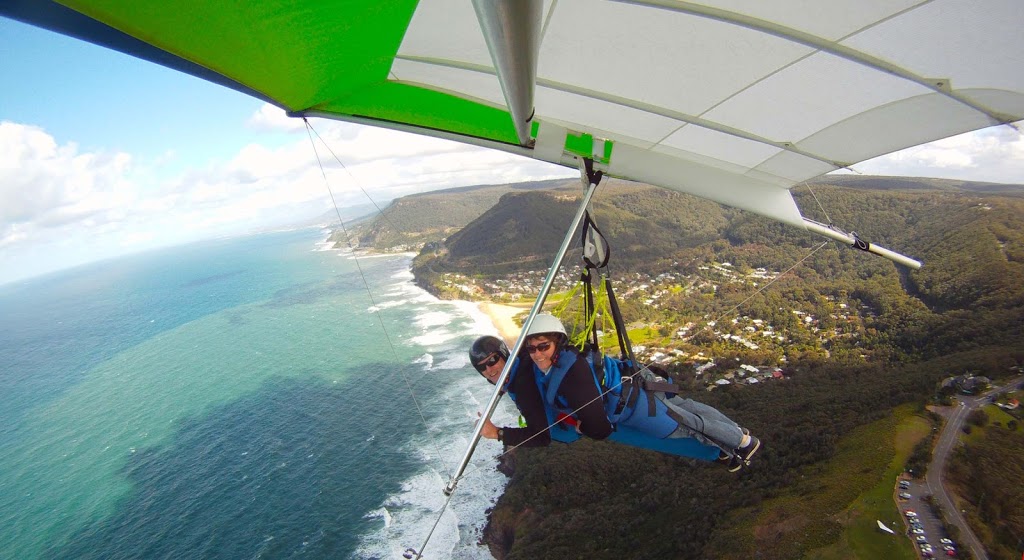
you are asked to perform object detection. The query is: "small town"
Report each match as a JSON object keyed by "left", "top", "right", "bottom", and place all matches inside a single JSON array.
[{"left": 430, "top": 258, "right": 879, "bottom": 390}]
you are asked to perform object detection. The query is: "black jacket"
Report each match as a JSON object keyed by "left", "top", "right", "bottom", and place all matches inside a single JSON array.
[{"left": 501, "top": 351, "right": 612, "bottom": 447}]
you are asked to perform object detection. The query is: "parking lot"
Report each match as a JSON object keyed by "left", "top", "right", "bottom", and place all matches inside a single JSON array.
[{"left": 896, "top": 477, "right": 959, "bottom": 558}]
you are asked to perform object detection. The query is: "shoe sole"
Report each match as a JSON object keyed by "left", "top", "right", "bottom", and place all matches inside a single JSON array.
[{"left": 740, "top": 437, "right": 761, "bottom": 464}]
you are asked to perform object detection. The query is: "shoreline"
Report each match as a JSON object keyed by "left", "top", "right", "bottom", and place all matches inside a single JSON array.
[{"left": 476, "top": 301, "right": 528, "bottom": 345}]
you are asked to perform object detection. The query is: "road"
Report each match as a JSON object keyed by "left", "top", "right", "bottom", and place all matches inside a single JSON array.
[{"left": 925, "top": 375, "right": 1023, "bottom": 560}]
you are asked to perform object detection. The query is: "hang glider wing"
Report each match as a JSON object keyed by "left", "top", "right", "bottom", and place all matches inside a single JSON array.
[{"left": 6, "top": 0, "right": 1022, "bottom": 262}]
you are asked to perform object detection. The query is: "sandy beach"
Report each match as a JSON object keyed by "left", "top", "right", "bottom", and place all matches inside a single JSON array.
[{"left": 477, "top": 301, "right": 529, "bottom": 344}]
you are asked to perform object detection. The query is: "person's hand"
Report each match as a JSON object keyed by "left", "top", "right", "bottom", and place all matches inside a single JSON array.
[{"left": 477, "top": 412, "right": 500, "bottom": 439}]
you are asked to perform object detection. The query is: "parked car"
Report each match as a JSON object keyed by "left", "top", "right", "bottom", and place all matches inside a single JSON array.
[
  {"left": 906, "top": 510, "right": 918, "bottom": 517},
  {"left": 916, "top": 535, "right": 928, "bottom": 543},
  {"left": 899, "top": 492, "right": 912, "bottom": 499},
  {"left": 913, "top": 528, "right": 925, "bottom": 535},
  {"left": 940, "top": 538, "right": 954, "bottom": 545},
  {"left": 899, "top": 480, "right": 911, "bottom": 488}
]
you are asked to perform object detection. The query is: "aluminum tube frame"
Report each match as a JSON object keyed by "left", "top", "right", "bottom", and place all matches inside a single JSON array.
[
  {"left": 443, "top": 162, "right": 601, "bottom": 496},
  {"left": 803, "top": 218, "right": 922, "bottom": 269},
  {"left": 472, "top": 0, "right": 543, "bottom": 146}
]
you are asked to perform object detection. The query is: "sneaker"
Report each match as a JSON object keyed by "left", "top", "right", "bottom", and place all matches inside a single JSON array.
[
  {"left": 716, "top": 452, "right": 744, "bottom": 472},
  {"left": 736, "top": 433, "right": 761, "bottom": 465}
]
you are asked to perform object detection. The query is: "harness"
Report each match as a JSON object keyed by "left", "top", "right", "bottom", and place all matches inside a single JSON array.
[
  {"left": 504, "top": 209, "right": 723, "bottom": 460},
  {"left": 535, "top": 348, "right": 679, "bottom": 439}
]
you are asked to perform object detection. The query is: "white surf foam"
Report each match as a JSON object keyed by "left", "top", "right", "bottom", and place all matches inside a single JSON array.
[
  {"left": 412, "top": 353, "right": 434, "bottom": 369},
  {"left": 354, "top": 270, "right": 524, "bottom": 559},
  {"left": 431, "top": 352, "right": 469, "bottom": 371},
  {"left": 354, "top": 374, "right": 516, "bottom": 560}
]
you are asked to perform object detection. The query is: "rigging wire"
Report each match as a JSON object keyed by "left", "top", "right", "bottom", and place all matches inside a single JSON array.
[
  {"left": 303, "top": 120, "right": 454, "bottom": 487},
  {"left": 714, "top": 240, "right": 831, "bottom": 323},
  {"left": 304, "top": 120, "right": 408, "bottom": 236},
  {"left": 803, "top": 182, "right": 834, "bottom": 226},
  {"left": 407, "top": 489, "right": 457, "bottom": 560}
]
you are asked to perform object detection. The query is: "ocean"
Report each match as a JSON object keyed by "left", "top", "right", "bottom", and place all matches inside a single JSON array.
[{"left": 0, "top": 228, "right": 518, "bottom": 559}]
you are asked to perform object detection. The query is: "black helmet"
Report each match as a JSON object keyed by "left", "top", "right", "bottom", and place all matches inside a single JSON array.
[{"left": 470, "top": 335, "right": 510, "bottom": 374}]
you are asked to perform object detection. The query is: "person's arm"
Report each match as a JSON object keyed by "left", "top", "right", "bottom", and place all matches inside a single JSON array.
[
  {"left": 498, "top": 360, "right": 551, "bottom": 447},
  {"left": 560, "top": 359, "right": 613, "bottom": 440}
]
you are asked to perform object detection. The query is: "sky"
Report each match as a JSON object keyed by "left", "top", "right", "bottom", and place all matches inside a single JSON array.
[{"left": 2, "top": 17, "right": 1023, "bottom": 286}]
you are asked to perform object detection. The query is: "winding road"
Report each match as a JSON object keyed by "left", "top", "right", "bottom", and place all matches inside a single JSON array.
[{"left": 925, "top": 376, "right": 1023, "bottom": 560}]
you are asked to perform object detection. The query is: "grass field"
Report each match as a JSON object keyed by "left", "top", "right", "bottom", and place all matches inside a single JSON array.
[
  {"left": 710, "top": 404, "right": 931, "bottom": 559},
  {"left": 807, "top": 405, "right": 931, "bottom": 559}
]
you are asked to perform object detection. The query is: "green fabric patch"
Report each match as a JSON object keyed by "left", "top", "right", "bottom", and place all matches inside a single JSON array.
[
  {"left": 564, "top": 130, "right": 612, "bottom": 164},
  {"left": 59, "top": 0, "right": 518, "bottom": 143}
]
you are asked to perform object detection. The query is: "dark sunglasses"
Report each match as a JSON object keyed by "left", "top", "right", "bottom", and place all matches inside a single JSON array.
[
  {"left": 474, "top": 354, "right": 502, "bottom": 373},
  {"left": 525, "top": 342, "right": 553, "bottom": 354}
]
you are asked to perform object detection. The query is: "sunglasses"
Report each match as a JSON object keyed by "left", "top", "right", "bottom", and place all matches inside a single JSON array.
[
  {"left": 525, "top": 342, "right": 553, "bottom": 354},
  {"left": 474, "top": 354, "right": 502, "bottom": 373}
]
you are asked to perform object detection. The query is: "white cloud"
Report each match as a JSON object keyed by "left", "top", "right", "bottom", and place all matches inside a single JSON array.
[
  {"left": 245, "top": 104, "right": 306, "bottom": 133},
  {"left": 0, "top": 113, "right": 577, "bottom": 284},
  {"left": 6, "top": 107, "right": 1018, "bottom": 286},
  {"left": 0, "top": 122, "right": 137, "bottom": 240},
  {"left": 842, "top": 122, "right": 1024, "bottom": 183}
]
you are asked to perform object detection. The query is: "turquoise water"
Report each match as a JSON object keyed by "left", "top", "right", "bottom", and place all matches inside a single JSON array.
[{"left": 0, "top": 229, "right": 512, "bottom": 559}]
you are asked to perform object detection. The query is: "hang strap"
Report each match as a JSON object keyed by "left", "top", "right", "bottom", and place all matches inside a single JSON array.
[{"left": 580, "top": 212, "right": 610, "bottom": 269}]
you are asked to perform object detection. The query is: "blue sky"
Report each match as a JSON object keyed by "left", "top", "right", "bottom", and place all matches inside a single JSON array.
[
  {"left": 2, "top": 16, "right": 1022, "bottom": 286},
  {"left": 2, "top": 20, "right": 286, "bottom": 166},
  {"left": 0, "top": 18, "right": 574, "bottom": 285}
]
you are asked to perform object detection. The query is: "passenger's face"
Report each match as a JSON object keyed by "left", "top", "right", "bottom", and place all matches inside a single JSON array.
[
  {"left": 475, "top": 353, "right": 506, "bottom": 385},
  {"left": 526, "top": 336, "right": 556, "bottom": 370}
]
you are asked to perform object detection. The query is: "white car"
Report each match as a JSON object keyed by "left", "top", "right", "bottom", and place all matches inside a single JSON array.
[
  {"left": 940, "top": 538, "right": 954, "bottom": 545},
  {"left": 906, "top": 510, "right": 918, "bottom": 517},
  {"left": 913, "top": 528, "right": 925, "bottom": 535}
]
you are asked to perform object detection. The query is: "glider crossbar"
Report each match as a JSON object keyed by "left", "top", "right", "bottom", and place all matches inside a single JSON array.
[{"left": 802, "top": 218, "right": 922, "bottom": 269}]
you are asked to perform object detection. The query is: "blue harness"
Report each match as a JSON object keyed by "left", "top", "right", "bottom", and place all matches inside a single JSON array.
[{"left": 510, "top": 349, "right": 721, "bottom": 461}]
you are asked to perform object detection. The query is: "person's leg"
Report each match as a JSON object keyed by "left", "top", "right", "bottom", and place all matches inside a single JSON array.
[
  {"left": 661, "top": 396, "right": 745, "bottom": 450},
  {"left": 675, "top": 398, "right": 740, "bottom": 429}
]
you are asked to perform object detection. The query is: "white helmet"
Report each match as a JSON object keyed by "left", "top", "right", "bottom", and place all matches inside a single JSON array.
[{"left": 525, "top": 313, "right": 566, "bottom": 337}]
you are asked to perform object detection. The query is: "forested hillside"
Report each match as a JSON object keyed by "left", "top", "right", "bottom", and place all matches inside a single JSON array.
[
  {"left": 348, "top": 175, "right": 1024, "bottom": 558},
  {"left": 416, "top": 179, "right": 1024, "bottom": 361},
  {"left": 331, "top": 178, "right": 573, "bottom": 250}
]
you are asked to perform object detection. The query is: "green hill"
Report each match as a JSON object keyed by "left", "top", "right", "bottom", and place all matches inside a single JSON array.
[
  {"left": 338, "top": 178, "right": 574, "bottom": 250},
  {"left": 415, "top": 180, "right": 1024, "bottom": 358},
  {"left": 387, "top": 175, "right": 1024, "bottom": 559},
  {"left": 811, "top": 174, "right": 1024, "bottom": 195}
]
